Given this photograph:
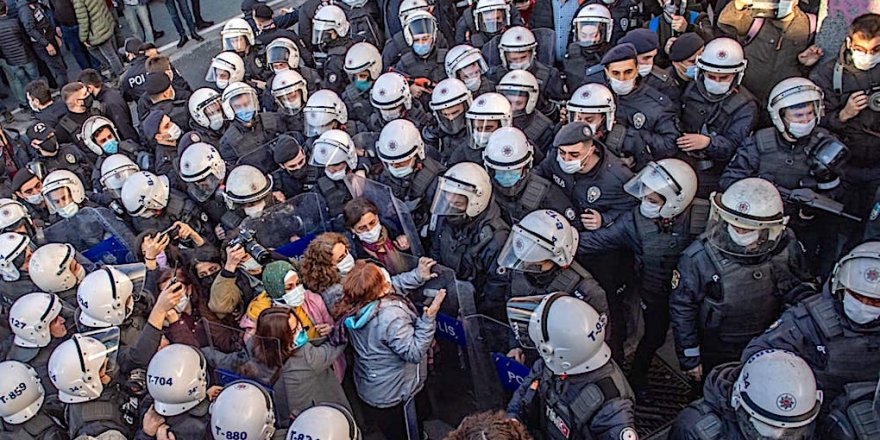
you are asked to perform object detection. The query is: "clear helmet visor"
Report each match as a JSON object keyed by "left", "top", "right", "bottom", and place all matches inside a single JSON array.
[
  {"left": 497, "top": 225, "right": 557, "bottom": 273},
  {"left": 77, "top": 326, "right": 121, "bottom": 376},
  {"left": 276, "top": 89, "right": 305, "bottom": 115},
  {"left": 267, "top": 46, "right": 292, "bottom": 66},
  {"left": 222, "top": 35, "right": 249, "bottom": 52},
  {"left": 110, "top": 263, "right": 148, "bottom": 301},
  {"left": 311, "top": 27, "right": 337, "bottom": 46},
  {"left": 186, "top": 174, "right": 222, "bottom": 203},
  {"left": 500, "top": 89, "right": 530, "bottom": 116},
  {"left": 706, "top": 195, "right": 783, "bottom": 257},
  {"left": 575, "top": 20, "right": 609, "bottom": 47},
  {"left": 467, "top": 118, "right": 502, "bottom": 147},
  {"left": 201, "top": 99, "right": 225, "bottom": 124},
  {"left": 430, "top": 177, "right": 473, "bottom": 216},
  {"left": 408, "top": 17, "right": 436, "bottom": 37},
  {"left": 479, "top": 9, "right": 507, "bottom": 33},
  {"left": 623, "top": 162, "right": 680, "bottom": 199},
  {"left": 45, "top": 187, "right": 75, "bottom": 212},
  {"left": 229, "top": 92, "right": 259, "bottom": 114},
  {"left": 308, "top": 142, "right": 351, "bottom": 168},
  {"left": 505, "top": 294, "right": 548, "bottom": 349},
  {"left": 304, "top": 110, "right": 335, "bottom": 137},
  {"left": 101, "top": 168, "right": 137, "bottom": 198},
  {"left": 438, "top": 112, "right": 467, "bottom": 134},
  {"left": 735, "top": 407, "right": 815, "bottom": 440}
]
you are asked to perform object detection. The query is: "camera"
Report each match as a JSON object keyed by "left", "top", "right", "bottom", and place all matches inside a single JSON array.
[
  {"left": 866, "top": 86, "right": 880, "bottom": 112},
  {"left": 228, "top": 228, "right": 271, "bottom": 264}
]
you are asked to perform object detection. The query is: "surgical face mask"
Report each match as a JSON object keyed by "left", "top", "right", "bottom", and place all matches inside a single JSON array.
[
  {"left": 557, "top": 155, "right": 584, "bottom": 174},
  {"left": 56, "top": 202, "right": 79, "bottom": 218},
  {"left": 292, "top": 327, "right": 309, "bottom": 348},
  {"left": 413, "top": 42, "right": 432, "bottom": 56},
  {"left": 609, "top": 77, "right": 635, "bottom": 95},
  {"left": 240, "top": 258, "right": 261, "bottom": 272},
  {"left": 728, "top": 224, "right": 760, "bottom": 247},
  {"left": 843, "top": 292, "right": 880, "bottom": 324},
  {"left": 787, "top": 118, "right": 816, "bottom": 139},
  {"left": 639, "top": 199, "right": 663, "bottom": 218},
  {"left": 166, "top": 123, "right": 182, "bottom": 141},
  {"left": 472, "top": 130, "right": 493, "bottom": 149},
  {"left": 337, "top": 252, "right": 355, "bottom": 277},
  {"left": 25, "top": 194, "right": 43, "bottom": 205},
  {"left": 386, "top": 163, "right": 414, "bottom": 178},
  {"left": 637, "top": 63, "right": 653, "bottom": 77},
  {"left": 508, "top": 58, "right": 531, "bottom": 70},
  {"left": 380, "top": 107, "right": 403, "bottom": 122},
  {"left": 235, "top": 109, "right": 256, "bottom": 122},
  {"left": 216, "top": 78, "right": 229, "bottom": 89},
  {"left": 102, "top": 139, "right": 119, "bottom": 154},
  {"left": 353, "top": 79, "right": 372, "bottom": 92},
  {"left": 357, "top": 223, "right": 382, "bottom": 244},
  {"left": 174, "top": 290, "right": 189, "bottom": 313},
  {"left": 704, "top": 77, "right": 732, "bottom": 95},
  {"left": 243, "top": 200, "right": 266, "bottom": 218},
  {"left": 208, "top": 115, "right": 224, "bottom": 131},
  {"left": 685, "top": 65, "right": 698, "bottom": 79},
  {"left": 462, "top": 75, "right": 481, "bottom": 92},
  {"left": 325, "top": 167, "right": 347, "bottom": 181},
  {"left": 851, "top": 49, "right": 880, "bottom": 71},
  {"left": 281, "top": 284, "right": 306, "bottom": 307},
  {"left": 494, "top": 169, "right": 522, "bottom": 188}
]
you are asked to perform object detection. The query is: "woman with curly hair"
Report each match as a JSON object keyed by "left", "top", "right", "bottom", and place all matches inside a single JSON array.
[{"left": 444, "top": 411, "right": 534, "bottom": 440}]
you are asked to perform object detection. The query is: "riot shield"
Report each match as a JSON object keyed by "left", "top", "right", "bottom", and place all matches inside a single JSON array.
[
  {"left": 235, "top": 137, "right": 282, "bottom": 175},
  {"left": 44, "top": 207, "right": 137, "bottom": 265},
  {"left": 202, "top": 319, "right": 282, "bottom": 390},
  {"left": 344, "top": 174, "right": 424, "bottom": 257},
  {"left": 77, "top": 326, "right": 121, "bottom": 375},
  {"left": 235, "top": 193, "right": 330, "bottom": 258},
  {"left": 463, "top": 314, "right": 528, "bottom": 411}
]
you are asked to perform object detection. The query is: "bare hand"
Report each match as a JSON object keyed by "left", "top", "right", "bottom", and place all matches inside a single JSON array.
[
  {"left": 142, "top": 233, "right": 170, "bottom": 261},
  {"left": 665, "top": 37, "right": 677, "bottom": 55},
  {"left": 423, "top": 288, "right": 447, "bottom": 318},
  {"left": 272, "top": 191, "right": 286, "bottom": 203},
  {"left": 394, "top": 234, "right": 410, "bottom": 250},
  {"left": 214, "top": 224, "right": 226, "bottom": 241},
  {"left": 839, "top": 91, "right": 869, "bottom": 122},
  {"left": 142, "top": 405, "right": 165, "bottom": 437},
  {"left": 224, "top": 245, "right": 247, "bottom": 272},
  {"left": 580, "top": 209, "right": 602, "bottom": 231},
  {"left": 507, "top": 347, "right": 525, "bottom": 364},
  {"left": 410, "top": 84, "right": 430, "bottom": 98},
  {"left": 677, "top": 133, "right": 711, "bottom": 151},
  {"left": 207, "top": 385, "right": 223, "bottom": 401},
  {"left": 46, "top": 44, "right": 56, "bottom": 56},
  {"left": 670, "top": 15, "right": 688, "bottom": 33},
  {"left": 315, "top": 323, "right": 332, "bottom": 337},
  {"left": 798, "top": 45, "right": 823, "bottom": 67},
  {"left": 417, "top": 257, "right": 438, "bottom": 281},
  {"left": 172, "top": 221, "right": 196, "bottom": 240},
  {"left": 165, "top": 309, "right": 180, "bottom": 324},
  {"left": 156, "top": 282, "right": 185, "bottom": 314},
  {"left": 686, "top": 364, "right": 703, "bottom": 382},
  {"left": 157, "top": 425, "right": 176, "bottom": 440},
  {"left": 734, "top": 0, "right": 752, "bottom": 9},
  {"left": 558, "top": 106, "right": 568, "bottom": 123}
]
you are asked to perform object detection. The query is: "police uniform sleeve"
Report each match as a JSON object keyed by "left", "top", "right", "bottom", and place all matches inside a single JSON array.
[
  {"left": 455, "top": 16, "right": 468, "bottom": 46},
  {"left": 323, "top": 56, "right": 348, "bottom": 94},
  {"left": 718, "top": 136, "right": 761, "bottom": 190},
  {"left": 577, "top": 212, "right": 638, "bottom": 255},
  {"left": 587, "top": 398, "right": 637, "bottom": 440},
  {"left": 542, "top": 67, "right": 567, "bottom": 102},
  {"left": 740, "top": 304, "right": 813, "bottom": 363},
  {"left": 705, "top": 97, "right": 757, "bottom": 163},
  {"left": 118, "top": 321, "right": 163, "bottom": 372},
  {"left": 636, "top": 95, "right": 681, "bottom": 160},
  {"left": 669, "top": 246, "right": 709, "bottom": 371}
]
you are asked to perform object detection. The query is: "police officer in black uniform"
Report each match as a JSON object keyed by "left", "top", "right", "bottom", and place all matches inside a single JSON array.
[
  {"left": 55, "top": 82, "right": 101, "bottom": 154},
  {"left": 563, "top": 4, "right": 614, "bottom": 92},
  {"left": 313, "top": 5, "right": 356, "bottom": 94},
  {"left": 219, "top": 81, "right": 294, "bottom": 171},
  {"left": 25, "top": 122, "right": 92, "bottom": 191},
  {"left": 423, "top": 78, "right": 474, "bottom": 165},
  {"left": 393, "top": 10, "right": 449, "bottom": 87},
  {"left": 120, "top": 170, "right": 209, "bottom": 239},
  {"left": 497, "top": 70, "right": 554, "bottom": 156},
  {"left": 619, "top": 29, "right": 679, "bottom": 104},
  {"left": 271, "top": 135, "right": 319, "bottom": 199}
]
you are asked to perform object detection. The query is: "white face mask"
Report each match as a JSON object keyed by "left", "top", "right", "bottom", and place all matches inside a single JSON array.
[
  {"left": 357, "top": 223, "right": 383, "bottom": 244},
  {"left": 472, "top": 130, "right": 493, "bottom": 149},
  {"left": 174, "top": 290, "right": 190, "bottom": 313},
  {"left": 166, "top": 123, "right": 182, "bottom": 141},
  {"left": 728, "top": 224, "right": 760, "bottom": 247},
  {"left": 639, "top": 199, "right": 663, "bottom": 218},
  {"left": 462, "top": 76, "right": 481, "bottom": 92},
  {"left": 380, "top": 108, "right": 403, "bottom": 121},
  {"left": 637, "top": 63, "right": 653, "bottom": 77},
  {"left": 240, "top": 258, "right": 261, "bottom": 272},
  {"left": 557, "top": 155, "right": 584, "bottom": 174},
  {"left": 704, "top": 77, "right": 732, "bottom": 95},
  {"left": 386, "top": 163, "right": 414, "bottom": 178},
  {"left": 243, "top": 200, "right": 266, "bottom": 218},
  {"left": 280, "top": 284, "right": 306, "bottom": 307},
  {"left": 843, "top": 292, "right": 880, "bottom": 324},
  {"left": 337, "top": 252, "right": 355, "bottom": 276},
  {"left": 208, "top": 115, "right": 224, "bottom": 131},
  {"left": 216, "top": 78, "right": 229, "bottom": 89},
  {"left": 325, "top": 167, "right": 347, "bottom": 181},
  {"left": 508, "top": 60, "right": 531, "bottom": 70},
  {"left": 56, "top": 202, "right": 79, "bottom": 218},
  {"left": 787, "top": 118, "right": 816, "bottom": 139},
  {"left": 25, "top": 194, "right": 43, "bottom": 205},
  {"left": 609, "top": 77, "right": 635, "bottom": 95},
  {"left": 851, "top": 49, "right": 880, "bottom": 71}
]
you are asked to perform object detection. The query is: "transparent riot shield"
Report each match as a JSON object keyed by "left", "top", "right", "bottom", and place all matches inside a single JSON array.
[
  {"left": 235, "top": 138, "right": 282, "bottom": 175},
  {"left": 44, "top": 207, "right": 137, "bottom": 265},
  {"left": 234, "top": 193, "right": 330, "bottom": 259},
  {"left": 202, "top": 319, "right": 281, "bottom": 390},
  {"left": 463, "top": 314, "right": 528, "bottom": 410},
  {"left": 77, "top": 326, "right": 121, "bottom": 376},
  {"left": 344, "top": 174, "right": 424, "bottom": 257}
]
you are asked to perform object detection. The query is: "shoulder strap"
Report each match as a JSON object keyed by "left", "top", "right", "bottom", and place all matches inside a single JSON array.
[
  {"left": 519, "top": 175, "right": 551, "bottom": 211},
  {"left": 743, "top": 17, "right": 765, "bottom": 46},
  {"left": 317, "top": 175, "right": 336, "bottom": 194},
  {"left": 803, "top": 294, "right": 844, "bottom": 338},
  {"left": 548, "top": 267, "right": 581, "bottom": 293},
  {"left": 79, "top": 399, "right": 120, "bottom": 423},
  {"left": 585, "top": 63, "right": 605, "bottom": 77},
  {"left": 690, "top": 400, "right": 725, "bottom": 440},
  {"left": 261, "top": 112, "right": 280, "bottom": 133},
  {"left": 21, "top": 414, "right": 56, "bottom": 437},
  {"left": 754, "top": 128, "right": 778, "bottom": 154},
  {"left": 832, "top": 62, "right": 844, "bottom": 94},
  {"left": 649, "top": 65, "right": 669, "bottom": 82},
  {"left": 688, "top": 199, "right": 711, "bottom": 236},
  {"left": 570, "top": 377, "right": 620, "bottom": 433},
  {"left": 411, "top": 158, "right": 443, "bottom": 195}
]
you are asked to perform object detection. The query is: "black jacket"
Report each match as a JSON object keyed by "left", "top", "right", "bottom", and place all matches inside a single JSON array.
[{"left": 0, "top": 14, "right": 35, "bottom": 66}]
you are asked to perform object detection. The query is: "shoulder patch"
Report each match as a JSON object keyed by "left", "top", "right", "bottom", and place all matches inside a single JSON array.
[
  {"left": 633, "top": 112, "right": 646, "bottom": 129},
  {"left": 671, "top": 269, "right": 681, "bottom": 290},
  {"left": 587, "top": 186, "right": 602, "bottom": 203},
  {"left": 619, "top": 427, "right": 638, "bottom": 440},
  {"left": 65, "top": 153, "right": 76, "bottom": 164},
  {"left": 870, "top": 202, "right": 880, "bottom": 221}
]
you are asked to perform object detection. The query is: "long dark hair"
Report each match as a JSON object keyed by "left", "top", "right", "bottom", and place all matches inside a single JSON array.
[{"left": 253, "top": 307, "right": 296, "bottom": 371}]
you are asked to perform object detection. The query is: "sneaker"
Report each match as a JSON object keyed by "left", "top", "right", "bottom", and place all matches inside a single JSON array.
[{"left": 177, "top": 36, "right": 189, "bottom": 48}]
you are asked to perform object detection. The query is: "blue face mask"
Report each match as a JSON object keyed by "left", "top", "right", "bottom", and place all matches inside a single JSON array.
[
  {"left": 235, "top": 109, "right": 256, "bottom": 122},
  {"left": 684, "top": 65, "right": 697, "bottom": 79},
  {"left": 413, "top": 42, "right": 432, "bottom": 56},
  {"left": 354, "top": 79, "right": 372, "bottom": 92},
  {"left": 102, "top": 139, "right": 119, "bottom": 154},
  {"left": 292, "top": 327, "right": 309, "bottom": 348},
  {"left": 494, "top": 169, "right": 522, "bottom": 188}
]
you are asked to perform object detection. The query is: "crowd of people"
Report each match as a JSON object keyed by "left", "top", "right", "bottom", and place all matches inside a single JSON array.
[{"left": 0, "top": 0, "right": 878, "bottom": 438}]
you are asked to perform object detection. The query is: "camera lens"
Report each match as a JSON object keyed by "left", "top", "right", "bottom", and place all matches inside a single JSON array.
[{"left": 869, "top": 91, "right": 880, "bottom": 112}]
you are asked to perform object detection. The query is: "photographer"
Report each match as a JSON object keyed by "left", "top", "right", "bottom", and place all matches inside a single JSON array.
[{"left": 208, "top": 240, "right": 289, "bottom": 322}]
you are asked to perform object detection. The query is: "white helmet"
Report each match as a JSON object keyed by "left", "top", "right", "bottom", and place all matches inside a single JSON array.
[
  {"left": 371, "top": 72, "right": 413, "bottom": 113},
  {"left": 28, "top": 243, "right": 84, "bottom": 293},
  {"left": 403, "top": 10, "right": 437, "bottom": 47},
  {"left": 624, "top": 159, "right": 697, "bottom": 218},
  {"left": 431, "top": 78, "right": 473, "bottom": 135},
  {"left": 398, "top": 0, "right": 430, "bottom": 24},
  {"left": 444, "top": 45, "right": 488, "bottom": 92},
  {"left": 0, "top": 198, "right": 34, "bottom": 234},
  {"left": 708, "top": 178, "right": 787, "bottom": 256},
  {"left": 147, "top": 344, "right": 208, "bottom": 416},
  {"left": 99, "top": 154, "right": 139, "bottom": 199},
  {"left": 221, "top": 82, "right": 260, "bottom": 121},
  {"left": 312, "top": 5, "right": 350, "bottom": 46},
  {"left": 120, "top": 171, "right": 170, "bottom": 218},
  {"left": 572, "top": 4, "right": 613, "bottom": 48},
  {"left": 767, "top": 77, "right": 824, "bottom": 137},
  {"left": 431, "top": 162, "right": 492, "bottom": 218},
  {"left": 483, "top": 126, "right": 533, "bottom": 173},
  {"left": 287, "top": 404, "right": 361, "bottom": 440},
  {"left": 0, "top": 361, "right": 44, "bottom": 424},
  {"left": 567, "top": 83, "right": 616, "bottom": 132},
  {"left": 266, "top": 37, "right": 301, "bottom": 71},
  {"left": 376, "top": 119, "right": 425, "bottom": 167},
  {"left": 0, "top": 232, "right": 30, "bottom": 282},
  {"left": 41, "top": 170, "right": 85, "bottom": 217},
  {"left": 179, "top": 142, "right": 226, "bottom": 202},
  {"left": 210, "top": 381, "right": 276, "bottom": 440},
  {"left": 206, "top": 51, "right": 246, "bottom": 89},
  {"left": 188, "top": 88, "right": 226, "bottom": 131},
  {"left": 48, "top": 334, "right": 110, "bottom": 403},
  {"left": 310, "top": 129, "right": 358, "bottom": 170},
  {"left": 344, "top": 42, "right": 382, "bottom": 79},
  {"left": 81, "top": 116, "right": 120, "bottom": 156},
  {"left": 473, "top": 0, "right": 509, "bottom": 34},
  {"left": 831, "top": 241, "right": 880, "bottom": 301},
  {"left": 220, "top": 17, "right": 255, "bottom": 51},
  {"left": 272, "top": 70, "right": 309, "bottom": 116},
  {"left": 9, "top": 292, "right": 62, "bottom": 348},
  {"left": 223, "top": 165, "right": 273, "bottom": 209},
  {"left": 304, "top": 89, "right": 348, "bottom": 137},
  {"left": 696, "top": 37, "right": 747, "bottom": 94},
  {"left": 466, "top": 92, "right": 512, "bottom": 149},
  {"left": 731, "top": 350, "right": 822, "bottom": 436},
  {"left": 507, "top": 293, "right": 611, "bottom": 375},
  {"left": 77, "top": 264, "right": 145, "bottom": 328},
  {"left": 498, "top": 210, "right": 578, "bottom": 271},
  {"left": 497, "top": 69, "right": 539, "bottom": 116},
  {"left": 498, "top": 26, "right": 536, "bottom": 70}
]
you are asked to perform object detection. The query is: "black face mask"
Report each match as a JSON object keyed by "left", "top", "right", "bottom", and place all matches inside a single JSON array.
[
  {"left": 287, "top": 166, "right": 309, "bottom": 180},
  {"left": 38, "top": 138, "right": 58, "bottom": 154},
  {"left": 80, "top": 95, "right": 94, "bottom": 110}
]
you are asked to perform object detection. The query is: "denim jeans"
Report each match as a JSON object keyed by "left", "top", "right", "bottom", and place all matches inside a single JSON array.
[
  {"left": 123, "top": 4, "right": 154, "bottom": 43},
  {"left": 59, "top": 24, "right": 101, "bottom": 70},
  {"left": 0, "top": 59, "right": 40, "bottom": 106},
  {"left": 87, "top": 37, "right": 124, "bottom": 77},
  {"left": 165, "top": 0, "right": 196, "bottom": 37},
  {"left": 34, "top": 42, "right": 69, "bottom": 87}
]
